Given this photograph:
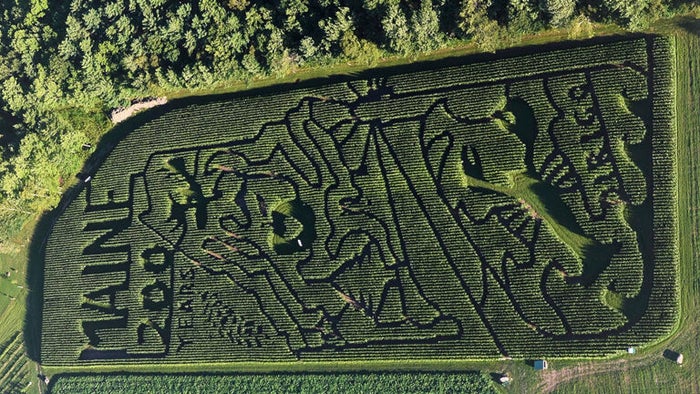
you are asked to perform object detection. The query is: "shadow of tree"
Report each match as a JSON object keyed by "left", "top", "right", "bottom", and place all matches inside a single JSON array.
[{"left": 677, "top": 16, "right": 700, "bottom": 38}]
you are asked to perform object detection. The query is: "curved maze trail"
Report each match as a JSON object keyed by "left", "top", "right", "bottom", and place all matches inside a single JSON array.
[{"left": 39, "top": 36, "right": 677, "bottom": 365}]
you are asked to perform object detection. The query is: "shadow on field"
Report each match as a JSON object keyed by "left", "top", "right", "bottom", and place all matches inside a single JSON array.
[
  {"left": 25, "top": 32, "right": 652, "bottom": 363},
  {"left": 24, "top": 208, "right": 52, "bottom": 361},
  {"left": 676, "top": 16, "right": 700, "bottom": 37},
  {"left": 662, "top": 349, "right": 682, "bottom": 362}
]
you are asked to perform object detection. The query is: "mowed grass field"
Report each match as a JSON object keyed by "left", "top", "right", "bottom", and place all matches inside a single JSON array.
[{"left": 1, "top": 17, "right": 698, "bottom": 394}]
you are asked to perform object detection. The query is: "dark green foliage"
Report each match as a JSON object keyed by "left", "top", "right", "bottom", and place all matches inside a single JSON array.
[
  {"left": 382, "top": 2, "right": 413, "bottom": 54},
  {"left": 411, "top": 0, "right": 444, "bottom": 52},
  {"left": 539, "top": 0, "right": 576, "bottom": 26}
]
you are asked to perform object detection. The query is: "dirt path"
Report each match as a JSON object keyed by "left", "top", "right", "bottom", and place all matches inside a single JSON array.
[
  {"left": 110, "top": 97, "right": 167, "bottom": 124},
  {"left": 35, "top": 363, "right": 45, "bottom": 394},
  {"left": 536, "top": 357, "right": 648, "bottom": 393}
]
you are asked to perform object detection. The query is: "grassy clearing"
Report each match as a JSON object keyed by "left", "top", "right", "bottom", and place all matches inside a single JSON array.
[
  {"left": 463, "top": 172, "right": 595, "bottom": 261},
  {"left": 0, "top": 217, "right": 33, "bottom": 346},
  {"left": 0, "top": 332, "right": 33, "bottom": 393}
]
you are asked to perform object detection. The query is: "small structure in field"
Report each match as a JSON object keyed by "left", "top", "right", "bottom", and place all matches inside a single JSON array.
[
  {"left": 663, "top": 349, "right": 684, "bottom": 365},
  {"left": 534, "top": 359, "right": 548, "bottom": 370},
  {"left": 675, "top": 353, "right": 684, "bottom": 365},
  {"left": 111, "top": 97, "right": 168, "bottom": 124},
  {"left": 498, "top": 374, "right": 512, "bottom": 386},
  {"left": 627, "top": 347, "right": 636, "bottom": 354}
]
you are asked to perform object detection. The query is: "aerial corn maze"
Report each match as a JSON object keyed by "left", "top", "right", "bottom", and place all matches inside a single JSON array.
[{"left": 40, "top": 36, "right": 677, "bottom": 365}]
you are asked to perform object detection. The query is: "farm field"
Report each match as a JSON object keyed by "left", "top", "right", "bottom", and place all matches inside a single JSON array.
[
  {"left": 48, "top": 371, "right": 495, "bottom": 393},
  {"left": 0, "top": 332, "right": 32, "bottom": 393},
  {"left": 38, "top": 34, "right": 677, "bottom": 370}
]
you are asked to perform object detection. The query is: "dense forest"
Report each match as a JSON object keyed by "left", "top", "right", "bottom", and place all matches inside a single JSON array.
[{"left": 0, "top": 0, "right": 695, "bottom": 243}]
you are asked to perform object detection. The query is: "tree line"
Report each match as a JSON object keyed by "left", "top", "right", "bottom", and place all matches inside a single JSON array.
[{"left": 0, "top": 0, "right": 694, "bottom": 241}]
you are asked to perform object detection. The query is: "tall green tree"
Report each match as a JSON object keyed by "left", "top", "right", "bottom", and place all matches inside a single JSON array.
[
  {"left": 539, "top": 0, "right": 575, "bottom": 26},
  {"left": 459, "top": 0, "right": 503, "bottom": 53},
  {"left": 412, "top": 0, "right": 443, "bottom": 52},
  {"left": 382, "top": 2, "right": 411, "bottom": 54},
  {"left": 601, "top": 0, "right": 652, "bottom": 29}
]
